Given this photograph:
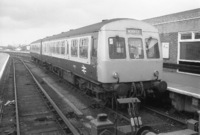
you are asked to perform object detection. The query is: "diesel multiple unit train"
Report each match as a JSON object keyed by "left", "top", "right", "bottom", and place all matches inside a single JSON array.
[{"left": 30, "top": 18, "right": 167, "bottom": 104}]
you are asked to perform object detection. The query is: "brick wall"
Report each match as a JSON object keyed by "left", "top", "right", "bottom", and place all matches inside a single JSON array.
[{"left": 160, "top": 32, "right": 178, "bottom": 64}]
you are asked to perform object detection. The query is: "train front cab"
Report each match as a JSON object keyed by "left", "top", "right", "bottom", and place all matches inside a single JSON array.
[{"left": 97, "top": 20, "right": 167, "bottom": 98}]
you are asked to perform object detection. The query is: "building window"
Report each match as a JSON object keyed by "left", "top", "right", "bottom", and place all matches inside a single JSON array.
[
  {"left": 195, "top": 32, "right": 200, "bottom": 39},
  {"left": 178, "top": 32, "right": 200, "bottom": 74},
  {"left": 179, "top": 32, "right": 200, "bottom": 62},
  {"left": 180, "top": 42, "right": 200, "bottom": 61},
  {"left": 180, "top": 33, "right": 192, "bottom": 40}
]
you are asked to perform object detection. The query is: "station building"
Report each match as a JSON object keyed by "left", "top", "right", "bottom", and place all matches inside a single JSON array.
[{"left": 144, "top": 8, "right": 200, "bottom": 75}]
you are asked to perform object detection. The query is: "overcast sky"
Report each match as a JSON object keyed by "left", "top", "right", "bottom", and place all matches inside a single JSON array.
[{"left": 0, "top": 0, "right": 199, "bottom": 46}]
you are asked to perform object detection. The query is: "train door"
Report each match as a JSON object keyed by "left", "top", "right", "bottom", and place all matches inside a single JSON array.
[{"left": 91, "top": 37, "right": 97, "bottom": 65}]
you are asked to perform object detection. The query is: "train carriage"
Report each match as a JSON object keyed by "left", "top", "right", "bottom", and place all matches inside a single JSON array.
[{"left": 30, "top": 18, "right": 167, "bottom": 103}]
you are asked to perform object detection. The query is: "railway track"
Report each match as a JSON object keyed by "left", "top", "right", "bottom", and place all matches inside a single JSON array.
[
  {"left": 7, "top": 54, "right": 188, "bottom": 134},
  {"left": 142, "top": 106, "right": 187, "bottom": 132},
  {"left": 28, "top": 57, "right": 187, "bottom": 133},
  {"left": 13, "top": 58, "right": 81, "bottom": 135},
  {"left": 143, "top": 106, "right": 187, "bottom": 125}
]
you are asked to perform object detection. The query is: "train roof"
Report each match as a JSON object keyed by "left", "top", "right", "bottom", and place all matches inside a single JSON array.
[
  {"left": 31, "top": 39, "right": 42, "bottom": 44},
  {"left": 31, "top": 18, "right": 154, "bottom": 44}
]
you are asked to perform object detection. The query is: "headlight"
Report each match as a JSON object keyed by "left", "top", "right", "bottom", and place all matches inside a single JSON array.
[
  {"left": 154, "top": 70, "right": 159, "bottom": 78},
  {"left": 113, "top": 72, "right": 119, "bottom": 79}
]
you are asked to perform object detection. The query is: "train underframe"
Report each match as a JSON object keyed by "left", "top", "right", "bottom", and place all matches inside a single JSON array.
[{"left": 32, "top": 57, "right": 167, "bottom": 107}]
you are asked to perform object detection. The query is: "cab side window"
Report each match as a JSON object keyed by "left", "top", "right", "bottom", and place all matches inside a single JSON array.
[
  {"left": 145, "top": 38, "right": 160, "bottom": 59},
  {"left": 108, "top": 36, "right": 126, "bottom": 59}
]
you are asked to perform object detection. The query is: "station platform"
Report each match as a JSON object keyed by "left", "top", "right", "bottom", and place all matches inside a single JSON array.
[
  {"left": 0, "top": 53, "right": 10, "bottom": 81},
  {"left": 163, "top": 71, "right": 200, "bottom": 99},
  {"left": 163, "top": 71, "right": 200, "bottom": 112},
  {"left": 159, "top": 129, "right": 197, "bottom": 135}
]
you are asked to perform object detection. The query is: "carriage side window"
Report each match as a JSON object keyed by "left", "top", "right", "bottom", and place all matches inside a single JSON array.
[
  {"left": 56, "top": 42, "right": 60, "bottom": 54},
  {"left": 36, "top": 44, "right": 40, "bottom": 53},
  {"left": 47, "top": 43, "right": 50, "bottom": 54},
  {"left": 35, "top": 45, "right": 37, "bottom": 52},
  {"left": 79, "top": 38, "right": 88, "bottom": 58},
  {"left": 45, "top": 43, "right": 47, "bottom": 53},
  {"left": 49, "top": 43, "right": 51, "bottom": 53},
  {"left": 145, "top": 37, "right": 160, "bottom": 59},
  {"left": 42, "top": 43, "right": 44, "bottom": 53},
  {"left": 36, "top": 44, "right": 38, "bottom": 52},
  {"left": 61, "top": 41, "right": 65, "bottom": 55},
  {"left": 128, "top": 38, "right": 144, "bottom": 59},
  {"left": 32, "top": 45, "right": 34, "bottom": 52},
  {"left": 71, "top": 39, "right": 78, "bottom": 57},
  {"left": 53, "top": 43, "right": 55, "bottom": 53},
  {"left": 108, "top": 36, "right": 126, "bottom": 59},
  {"left": 43, "top": 43, "right": 46, "bottom": 53},
  {"left": 31, "top": 45, "right": 34, "bottom": 52},
  {"left": 50, "top": 43, "right": 53, "bottom": 53},
  {"left": 51, "top": 42, "right": 54, "bottom": 54},
  {"left": 33, "top": 45, "right": 35, "bottom": 52}
]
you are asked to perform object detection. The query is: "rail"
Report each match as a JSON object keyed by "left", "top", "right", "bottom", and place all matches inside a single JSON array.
[
  {"left": 13, "top": 58, "right": 81, "bottom": 135},
  {"left": 143, "top": 106, "right": 187, "bottom": 125},
  {"left": 13, "top": 59, "right": 20, "bottom": 135},
  {"left": 21, "top": 59, "right": 81, "bottom": 135}
]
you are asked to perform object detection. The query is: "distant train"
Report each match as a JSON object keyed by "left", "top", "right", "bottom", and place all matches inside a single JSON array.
[{"left": 30, "top": 18, "right": 167, "bottom": 104}]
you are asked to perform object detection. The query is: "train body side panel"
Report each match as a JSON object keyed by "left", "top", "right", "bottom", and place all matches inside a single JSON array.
[{"left": 42, "top": 55, "right": 97, "bottom": 81}]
